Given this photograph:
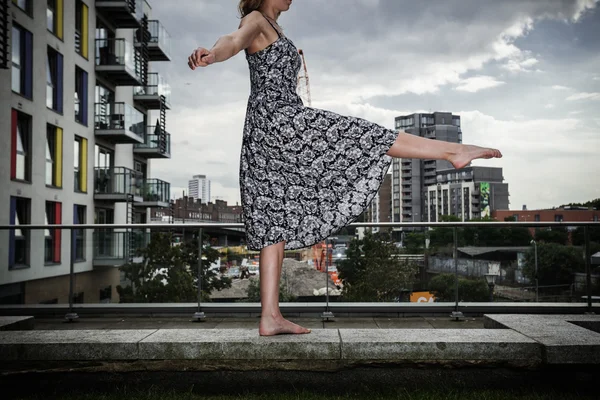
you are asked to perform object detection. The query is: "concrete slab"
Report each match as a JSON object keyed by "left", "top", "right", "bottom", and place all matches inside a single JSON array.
[
  {"left": 138, "top": 329, "right": 341, "bottom": 360},
  {"left": 323, "top": 318, "right": 378, "bottom": 329},
  {"left": 426, "top": 317, "right": 484, "bottom": 329},
  {"left": 339, "top": 329, "right": 541, "bottom": 362},
  {"left": 484, "top": 314, "right": 600, "bottom": 364},
  {"left": 0, "top": 329, "right": 156, "bottom": 361},
  {"left": 374, "top": 317, "right": 433, "bottom": 329},
  {"left": 0, "top": 316, "right": 34, "bottom": 331}
]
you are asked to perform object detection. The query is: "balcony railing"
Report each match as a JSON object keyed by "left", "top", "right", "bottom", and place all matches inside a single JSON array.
[
  {"left": 135, "top": 20, "right": 172, "bottom": 61},
  {"left": 94, "top": 166, "right": 143, "bottom": 201},
  {"left": 133, "top": 72, "right": 171, "bottom": 109},
  {"left": 134, "top": 127, "right": 171, "bottom": 159},
  {"left": 136, "top": 179, "right": 171, "bottom": 207},
  {"left": 0, "top": 221, "right": 598, "bottom": 319},
  {"left": 95, "top": 38, "right": 142, "bottom": 86},
  {"left": 94, "top": 102, "right": 145, "bottom": 144},
  {"left": 95, "top": 0, "right": 143, "bottom": 29}
]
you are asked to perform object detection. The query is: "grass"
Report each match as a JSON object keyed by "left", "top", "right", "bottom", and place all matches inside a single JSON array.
[{"left": 12, "top": 388, "right": 598, "bottom": 400}]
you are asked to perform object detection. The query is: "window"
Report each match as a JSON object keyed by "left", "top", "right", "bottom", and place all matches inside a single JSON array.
[
  {"left": 11, "top": 110, "right": 32, "bottom": 182},
  {"left": 554, "top": 214, "right": 563, "bottom": 222},
  {"left": 74, "top": 205, "right": 86, "bottom": 262},
  {"left": 47, "top": 0, "right": 63, "bottom": 39},
  {"left": 513, "top": 214, "right": 519, "bottom": 221},
  {"left": 46, "top": 47, "right": 63, "bottom": 112},
  {"left": 9, "top": 197, "right": 30, "bottom": 269},
  {"left": 74, "top": 136, "right": 88, "bottom": 192},
  {"left": 594, "top": 215, "right": 599, "bottom": 222},
  {"left": 12, "top": 0, "right": 32, "bottom": 15},
  {"left": 46, "top": 124, "right": 63, "bottom": 188},
  {"left": 75, "top": 0, "right": 88, "bottom": 58},
  {"left": 99, "top": 286, "right": 112, "bottom": 303},
  {"left": 75, "top": 66, "right": 88, "bottom": 125},
  {"left": 534, "top": 214, "right": 540, "bottom": 222},
  {"left": 11, "top": 24, "right": 33, "bottom": 98},
  {"left": 45, "top": 201, "right": 62, "bottom": 264}
]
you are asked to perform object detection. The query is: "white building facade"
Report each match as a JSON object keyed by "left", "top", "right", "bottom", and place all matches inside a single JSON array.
[
  {"left": 188, "top": 174, "right": 211, "bottom": 204},
  {"left": 0, "top": 0, "right": 172, "bottom": 304}
]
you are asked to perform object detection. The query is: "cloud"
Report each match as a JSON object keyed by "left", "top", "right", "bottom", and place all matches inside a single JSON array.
[
  {"left": 143, "top": 0, "right": 600, "bottom": 208},
  {"left": 544, "top": 103, "right": 555, "bottom": 109},
  {"left": 455, "top": 76, "right": 506, "bottom": 93},
  {"left": 566, "top": 92, "right": 600, "bottom": 101}
]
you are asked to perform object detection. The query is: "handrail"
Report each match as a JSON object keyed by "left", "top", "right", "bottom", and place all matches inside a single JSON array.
[{"left": 1, "top": 221, "right": 598, "bottom": 230}]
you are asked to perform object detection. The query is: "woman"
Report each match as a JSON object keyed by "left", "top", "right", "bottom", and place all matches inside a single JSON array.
[{"left": 188, "top": 0, "right": 502, "bottom": 336}]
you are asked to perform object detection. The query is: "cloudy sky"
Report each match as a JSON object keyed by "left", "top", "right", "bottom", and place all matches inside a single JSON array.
[{"left": 148, "top": 0, "right": 600, "bottom": 211}]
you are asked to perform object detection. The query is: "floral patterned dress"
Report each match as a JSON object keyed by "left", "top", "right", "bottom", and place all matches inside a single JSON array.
[{"left": 239, "top": 16, "right": 398, "bottom": 250}]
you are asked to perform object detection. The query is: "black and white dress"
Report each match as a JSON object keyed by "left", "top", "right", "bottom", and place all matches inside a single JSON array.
[{"left": 240, "top": 16, "right": 398, "bottom": 250}]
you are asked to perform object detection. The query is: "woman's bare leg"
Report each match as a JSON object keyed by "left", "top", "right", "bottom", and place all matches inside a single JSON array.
[
  {"left": 386, "top": 131, "right": 502, "bottom": 169},
  {"left": 258, "top": 240, "right": 311, "bottom": 336}
]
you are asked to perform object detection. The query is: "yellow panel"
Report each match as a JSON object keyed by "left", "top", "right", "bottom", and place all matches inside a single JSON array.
[
  {"left": 56, "top": 0, "right": 63, "bottom": 39},
  {"left": 80, "top": 138, "right": 88, "bottom": 193},
  {"left": 81, "top": 3, "right": 88, "bottom": 58},
  {"left": 55, "top": 128, "right": 63, "bottom": 188}
]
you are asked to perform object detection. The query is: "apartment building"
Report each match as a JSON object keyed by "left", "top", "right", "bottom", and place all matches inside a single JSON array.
[
  {"left": 365, "top": 174, "right": 392, "bottom": 234},
  {"left": 188, "top": 174, "right": 211, "bottom": 203},
  {"left": 424, "top": 166, "right": 510, "bottom": 222},
  {"left": 0, "top": 0, "right": 172, "bottom": 304},
  {"left": 391, "top": 112, "right": 462, "bottom": 227}
]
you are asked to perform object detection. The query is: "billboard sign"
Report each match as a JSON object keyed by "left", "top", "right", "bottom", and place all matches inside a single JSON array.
[{"left": 480, "top": 182, "right": 491, "bottom": 218}]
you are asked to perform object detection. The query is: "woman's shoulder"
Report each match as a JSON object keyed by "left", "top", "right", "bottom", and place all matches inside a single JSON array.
[{"left": 240, "top": 10, "right": 264, "bottom": 26}]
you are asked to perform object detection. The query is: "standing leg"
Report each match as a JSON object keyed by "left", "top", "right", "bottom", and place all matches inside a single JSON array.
[
  {"left": 386, "top": 131, "right": 502, "bottom": 168},
  {"left": 258, "top": 240, "right": 311, "bottom": 336}
]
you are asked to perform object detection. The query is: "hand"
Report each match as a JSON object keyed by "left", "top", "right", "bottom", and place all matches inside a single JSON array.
[{"left": 188, "top": 47, "right": 215, "bottom": 70}]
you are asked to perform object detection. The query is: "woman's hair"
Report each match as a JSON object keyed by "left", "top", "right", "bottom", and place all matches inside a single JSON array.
[{"left": 238, "top": 0, "right": 264, "bottom": 17}]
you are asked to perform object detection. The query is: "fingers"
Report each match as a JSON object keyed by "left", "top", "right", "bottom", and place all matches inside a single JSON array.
[{"left": 188, "top": 48, "right": 212, "bottom": 70}]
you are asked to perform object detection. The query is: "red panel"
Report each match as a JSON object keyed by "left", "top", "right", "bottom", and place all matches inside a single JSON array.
[
  {"left": 53, "top": 202, "right": 62, "bottom": 263},
  {"left": 10, "top": 110, "right": 17, "bottom": 179}
]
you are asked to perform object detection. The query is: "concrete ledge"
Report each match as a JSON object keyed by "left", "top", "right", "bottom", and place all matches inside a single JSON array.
[
  {"left": 339, "top": 329, "right": 541, "bottom": 362},
  {"left": 0, "top": 327, "right": 540, "bottom": 367},
  {"left": 0, "top": 316, "right": 34, "bottom": 331},
  {"left": 484, "top": 314, "right": 600, "bottom": 364},
  {"left": 0, "top": 330, "right": 157, "bottom": 361},
  {"left": 139, "top": 329, "right": 341, "bottom": 360}
]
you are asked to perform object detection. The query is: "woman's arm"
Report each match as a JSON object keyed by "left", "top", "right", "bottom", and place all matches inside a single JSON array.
[{"left": 189, "top": 11, "right": 264, "bottom": 69}]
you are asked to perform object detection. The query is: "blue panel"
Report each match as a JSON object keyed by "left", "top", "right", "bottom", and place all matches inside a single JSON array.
[{"left": 57, "top": 53, "right": 64, "bottom": 113}]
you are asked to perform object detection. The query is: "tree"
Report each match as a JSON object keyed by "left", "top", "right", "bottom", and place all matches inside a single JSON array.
[
  {"left": 336, "top": 231, "right": 418, "bottom": 301},
  {"left": 117, "top": 232, "right": 232, "bottom": 303},
  {"left": 534, "top": 227, "right": 569, "bottom": 245},
  {"left": 523, "top": 242, "right": 585, "bottom": 286},
  {"left": 403, "top": 232, "right": 426, "bottom": 254},
  {"left": 428, "top": 273, "right": 490, "bottom": 302},
  {"left": 560, "top": 198, "right": 600, "bottom": 210}
]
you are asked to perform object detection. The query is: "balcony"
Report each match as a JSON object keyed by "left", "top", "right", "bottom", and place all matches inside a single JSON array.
[
  {"left": 134, "top": 126, "right": 171, "bottom": 159},
  {"left": 136, "top": 20, "right": 172, "bottom": 61},
  {"left": 133, "top": 73, "right": 171, "bottom": 109},
  {"left": 135, "top": 178, "right": 171, "bottom": 208},
  {"left": 93, "top": 229, "right": 149, "bottom": 267},
  {"left": 93, "top": 230, "right": 129, "bottom": 267},
  {"left": 95, "top": 102, "right": 145, "bottom": 144},
  {"left": 95, "top": 0, "right": 143, "bottom": 29},
  {"left": 94, "top": 166, "right": 143, "bottom": 202},
  {"left": 95, "top": 38, "right": 142, "bottom": 86}
]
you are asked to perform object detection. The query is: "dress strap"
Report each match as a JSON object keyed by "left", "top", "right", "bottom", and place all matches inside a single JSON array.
[{"left": 261, "top": 13, "right": 282, "bottom": 38}]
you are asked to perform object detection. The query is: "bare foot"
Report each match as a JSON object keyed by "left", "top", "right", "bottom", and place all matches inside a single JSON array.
[
  {"left": 448, "top": 145, "right": 502, "bottom": 169},
  {"left": 259, "top": 315, "right": 312, "bottom": 336}
]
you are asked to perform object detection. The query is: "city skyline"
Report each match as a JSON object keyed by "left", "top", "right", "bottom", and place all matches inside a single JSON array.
[{"left": 148, "top": 0, "right": 600, "bottom": 210}]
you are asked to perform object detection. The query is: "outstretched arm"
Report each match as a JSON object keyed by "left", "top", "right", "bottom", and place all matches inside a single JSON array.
[{"left": 188, "top": 11, "right": 264, "bottom": 69}]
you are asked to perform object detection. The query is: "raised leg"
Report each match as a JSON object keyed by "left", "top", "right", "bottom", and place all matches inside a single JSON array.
[
  {"left": 258, "top": 240, "right": 311, "bottom": 336},
  {"left": 386, "top": 131, "right": 502, "bottom": 169}
]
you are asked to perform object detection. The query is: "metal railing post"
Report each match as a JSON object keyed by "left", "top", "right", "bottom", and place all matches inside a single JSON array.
[
  {"left": 193, "top": 228, "right": 206, "bottom": 321},
  {"left": 451, "top": 227, "right": 464, "bottom": 320},
  {"left": 65, "top": 228, "right": 79, "bottom": 322},
  {"left": 322, "top": 238, "right": 335, "bottom": 321},
  {"left": 584, "top": 226, "right": 594, "bottom": 314}
]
